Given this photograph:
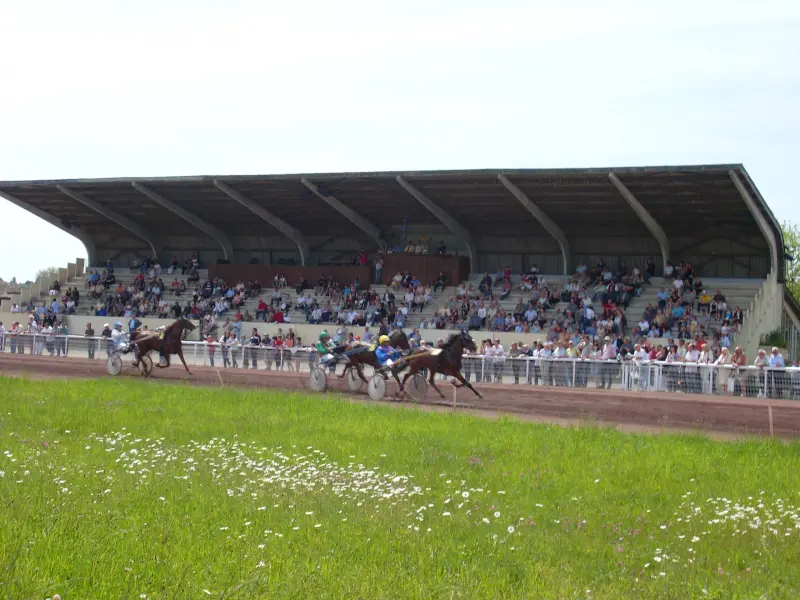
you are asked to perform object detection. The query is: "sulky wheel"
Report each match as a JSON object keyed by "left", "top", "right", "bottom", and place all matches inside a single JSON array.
[
  {"left": 106, "top": 354, "right": 122, "bottom": 376},
  {"left": 367, "top": 375, "right": 387, "bottom": 401},
  {"left": 309, "top": 367, "right": 328, "bottom": 392},
  {"left": 347, "top": 368, "right": 363, "bottom": 391},
  {"left": 406, "top": 374, "right": 428, "bottom": 403}
]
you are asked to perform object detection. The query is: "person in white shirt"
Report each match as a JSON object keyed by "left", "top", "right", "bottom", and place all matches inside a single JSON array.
[
  {"left": 488, "top": 340, "right": 505, "bottom": 382},
  {"left": 714, "top": 347, "right": 734, "bottom": 395},
  {"left": 698, "top": 343, "right": 714, "bottom": 394},
  {"left": 631, "top": 343, "right": 650, "bottom": 390},
  {"left": 0, "top": 322, "right": 5, "bottom": 352},
  {"left": 767, "top": 347, "right": 786, "bottom": 398},
  {"left": 683, "top": 342, "right": 701, "bottom": 393}
]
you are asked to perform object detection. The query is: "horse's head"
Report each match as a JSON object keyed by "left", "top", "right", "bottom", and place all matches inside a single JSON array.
[
  {"left": 391, "top": 329, "right": 411, "bottom": 351},
  {"left": 459, "top": 329, "right": 477, "bottom": 353},
  {"left": 178, "top": 317, "right": 197, "bottom": 332}
]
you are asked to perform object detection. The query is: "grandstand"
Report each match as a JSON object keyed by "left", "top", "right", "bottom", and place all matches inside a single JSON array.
[{"left": 0, "top": 164, "right": 797, "bottom": 361}]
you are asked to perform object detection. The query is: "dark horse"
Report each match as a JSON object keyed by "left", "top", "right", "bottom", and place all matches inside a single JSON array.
[
  {"left": 130, "top": 317, "right": 197, "bottom": 374},
  {"left": 400, "top": 330, "right": 481, "bottom": 399},
  {"left": 339, "top": 329, "right": 411, "bottom": 388}
]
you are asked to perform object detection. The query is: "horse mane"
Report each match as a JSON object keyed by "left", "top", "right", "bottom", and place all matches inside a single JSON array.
[{"left": 440, "top": 332, "right": 462, "bottom": 351}]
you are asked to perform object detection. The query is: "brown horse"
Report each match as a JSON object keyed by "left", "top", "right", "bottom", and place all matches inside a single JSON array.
[
  {"left": 400, "top": 330, "right": 481, "bottom": 399},
  {"left": 131, "top": 317, "right": 196, "bottom": 374},
  {"left": 339, "top": 329, "right": 411, "bottom": 388}
]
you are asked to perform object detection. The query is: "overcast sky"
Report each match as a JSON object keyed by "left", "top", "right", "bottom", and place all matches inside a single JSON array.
[{"left": 1, "top": 0, "right": 798, "bottom": 282}]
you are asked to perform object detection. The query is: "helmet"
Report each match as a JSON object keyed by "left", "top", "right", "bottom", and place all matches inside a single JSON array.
[
  {"left": 378, "top": 335, "right": 390, "bottom": 345},
  {"left": 319, "top": 331, "right": 329, "bottom": 340},
  {"left": 114, "top": 322, "right": 122, "bottom": 328}
]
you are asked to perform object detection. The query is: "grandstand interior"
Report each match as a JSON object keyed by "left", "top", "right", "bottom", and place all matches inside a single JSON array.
[{"left": 0, "top": 164, "right": 797, "bottom": 362}]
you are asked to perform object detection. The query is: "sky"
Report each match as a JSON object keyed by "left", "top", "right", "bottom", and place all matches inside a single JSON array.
[{"left": 1, "top": 0, "right": 798, "bottom": 282}]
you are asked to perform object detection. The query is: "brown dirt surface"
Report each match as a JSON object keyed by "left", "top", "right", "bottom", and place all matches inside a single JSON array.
[{"left": 2, "top": 353, "right": 799, "bottom": 439}]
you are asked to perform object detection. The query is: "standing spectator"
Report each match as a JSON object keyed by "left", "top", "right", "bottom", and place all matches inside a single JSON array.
[
  {"left": 767, "top": 347, "right": 786, "bottom": 398},
  {"left": 714, "top": 348, "right": 733, "bottom": 395},
  {"left": 101, "top": 323, "right": 113, "bottom": 357},
  {"left": 85, "top": 322, "right": 97, "bottom": 359},
  {"left": 248, "top": 328, "right": 261, "bottom": 369},
  {"left": 599, "top": 336, "right": 617, "bottom": 389},
  {"left": 0, "top": 321, "right": 5, "bottom": 352},
  {"left": 375, "top": 256, "right": 384, "bottom": 284},
  {"left": 56, "top": 321, "right": 69, "bottom": 356},
  {"left": 206, "top": 336, "right": 217, "bottom": 367},
  {"left": 9, "top": 322, "right": 22, "bottom": 354}
]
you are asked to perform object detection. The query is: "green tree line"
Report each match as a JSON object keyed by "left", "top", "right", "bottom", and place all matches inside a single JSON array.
[{"left": 784, "top": 222, "right": 800, "bottom": 299}]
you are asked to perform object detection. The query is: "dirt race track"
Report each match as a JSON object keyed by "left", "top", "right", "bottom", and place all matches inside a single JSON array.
[{"left": 2, "top": 353, "right": 800, "bottom": 439}]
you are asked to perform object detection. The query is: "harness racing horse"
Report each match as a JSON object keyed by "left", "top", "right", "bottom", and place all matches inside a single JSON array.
[
  {"left": 339, "top": 329, "right": 411, "bottom": 388},
  {"left": 399, "top": 330, "right": 481, "bottom": 399},
  {"left": 131, "top": 317, "right": 197, "bottom": 375}
]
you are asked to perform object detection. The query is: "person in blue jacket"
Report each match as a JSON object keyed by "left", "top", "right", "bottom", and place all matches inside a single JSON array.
[{"left": 375, "top": 335, "right": 404, "bottom": 370}]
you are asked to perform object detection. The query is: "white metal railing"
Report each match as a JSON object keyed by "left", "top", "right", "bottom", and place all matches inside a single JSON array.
[{"left": 1, "top": 333, "right": 799, "bottom": 399}]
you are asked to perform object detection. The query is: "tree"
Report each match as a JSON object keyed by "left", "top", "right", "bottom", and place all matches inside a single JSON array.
[
  {"left": 782, "top": 221, "right": 800, "bottom": 299},
  {"left": 35, "top": 266, "right": 61, "bottom": 285}
]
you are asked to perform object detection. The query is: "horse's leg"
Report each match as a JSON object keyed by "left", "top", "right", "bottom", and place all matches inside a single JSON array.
[
  {"left": 427, "top": 367, "right": 446, "bottom": 399},
  {"left": 338, "top": 362, "right": 349, "bottom": 379},
  {"left": 400, "top": 365, "right": 416, "bottom": 389},
  {"left": 451, "top": 369, "right": 482, "bottom": 398},
  {"left": 177, "top": 348, "right": 191, "bottom": 374},
  {"left": 390, "top": 366, "right": 407, "bottom": 398},
  {"left": 356, "top": 361, "right": 369, "bottom": 384}
]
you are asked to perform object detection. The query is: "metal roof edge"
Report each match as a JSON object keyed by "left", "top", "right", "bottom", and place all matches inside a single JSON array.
[{"left": 0, "top": 163, "right": 745, "bottom": 188}]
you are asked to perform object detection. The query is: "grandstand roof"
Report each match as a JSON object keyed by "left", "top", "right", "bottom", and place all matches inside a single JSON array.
[{"left": 0, "top": 164, "right": 785, "bottom": 281}]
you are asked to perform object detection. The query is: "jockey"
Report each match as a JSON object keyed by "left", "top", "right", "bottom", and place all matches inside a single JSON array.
[
  {"left": 315, "top": 331, "right": 336, "bottom": 369},
  {"left": 110, "top": 322, "right": 127, "bottom": 352},
  {"left": 156, "top": 324, "right": 168, "bottom": 365},
  {"left": 375, "top": 335, "right": 404, "bottom": 370}
]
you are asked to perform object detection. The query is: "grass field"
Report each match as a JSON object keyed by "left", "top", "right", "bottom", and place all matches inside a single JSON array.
[{"left": 1, "top": 378, "right": 800, "bottom": 599}]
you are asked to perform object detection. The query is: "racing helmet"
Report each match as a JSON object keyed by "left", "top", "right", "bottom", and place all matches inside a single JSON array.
[
  {"left": 319, "top": 331, "right": 329, "bottom": 340},
  {"left": 378, "top": 335, "right": 390, "bottom": 345},
  {"left": 114, "top": 321, "right": 122, "bottom": 328}
]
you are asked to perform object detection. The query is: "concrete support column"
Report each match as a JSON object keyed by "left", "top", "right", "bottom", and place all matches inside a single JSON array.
[
  {"left": 0, "top": 191, "right": 97, "bottom": 267},
  {"left": 132, "top": 182, "right": 234, "bottom": 261},
  {"left": 395, "top": 176, "right": 478, "bottom": 268},
  {"left": 57, "top": 185, "right": 163, "bottom": 261},
  {"left": 300, "top": 178, "right": 385, "bottom": 248},
  {"left": 213, "top": 180, "right": 311, "bottom": 266},
  {"left": 498, "top": 174, "right": 571, "bottom": 275},
  {"left": 608, "top": 173, "right": 670, "bottom": 272}
]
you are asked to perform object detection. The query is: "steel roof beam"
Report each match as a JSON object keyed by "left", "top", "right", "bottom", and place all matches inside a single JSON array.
[
  {"left": 213, "top": 180, "right": 311, "bottom": 266},
  {"left": 131, "top": 182, "right": 234, "bottom": 260},
  {"left": 57, "top": 185, "right": 162, "bottom": 261},
  {"left": 300, "top": 177, "right": 384, "bottom": 248},
  {"left": 498, "top": 174, "right": 571, "bottom": 275},
  {"left": 608, "top": 172, "right": 670, "bottom": 271},
  {"left": 395, "top": 176, "right": 478, "bottom": 268},
  {"left": 0, "top": 190, "right": 97, "bottom": 265}
]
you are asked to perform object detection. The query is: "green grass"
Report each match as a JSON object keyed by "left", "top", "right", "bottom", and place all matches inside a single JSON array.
[{"left": 1, "top": 378, "right": 800, "bottom": 599}]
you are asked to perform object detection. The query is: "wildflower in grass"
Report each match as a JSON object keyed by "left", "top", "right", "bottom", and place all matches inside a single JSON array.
[
  {"left": 462, "top": 491, "right": 469, "bottom": 499},
  {"left": 494, "top": 511, "right": 501, "bottom": 518},
  {"left": 507, "top": 526, "right": 515, "bottom": 534}
]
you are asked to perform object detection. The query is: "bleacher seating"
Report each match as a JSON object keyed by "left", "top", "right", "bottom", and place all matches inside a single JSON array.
[{"left": 22, "top": 261, "right": 762, "bottom": 358}]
